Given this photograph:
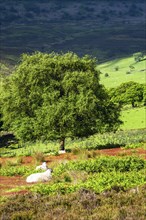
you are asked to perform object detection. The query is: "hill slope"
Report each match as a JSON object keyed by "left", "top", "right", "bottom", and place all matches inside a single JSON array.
[
  {"left": 0, "top": 0, "right": 146, "bottom": 64},
  {"left": 98, "top": 56, "right": 146, "bottom": 88}
]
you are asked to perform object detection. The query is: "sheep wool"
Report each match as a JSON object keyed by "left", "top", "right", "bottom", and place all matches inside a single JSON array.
[
  {"left": 26, "top": 169, "right": 52, "bottom": 183},
  {"left": 36, "top": 162, "right": 48, "bottom": 171}
]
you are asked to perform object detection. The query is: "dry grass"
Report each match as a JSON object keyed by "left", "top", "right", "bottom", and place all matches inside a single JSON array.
[{"left": 33, "top": 151, "right": 45, "bottom": 164}]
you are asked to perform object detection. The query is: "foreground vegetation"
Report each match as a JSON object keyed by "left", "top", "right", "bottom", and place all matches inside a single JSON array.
[
  {"left": 1, "top": 186, "right": 146, "bottom": 220},
  {"left": 0, "top": 2, "right": 145, "bottom": 219},
  {"left": 0, "top": 155, "right": 146, "bottom": 219},
  {"left": 0, "top": 187, "right": 146, "bottom": 220}
]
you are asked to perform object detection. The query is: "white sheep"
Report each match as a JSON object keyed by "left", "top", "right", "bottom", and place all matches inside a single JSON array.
[
  {"left": 35, "top": 162, "right": 48, "bottom": 171},
  {"left": 26, "top": 168, "right": 52, "bottom": 183},
  {"left": 59, "top": 150, "right": 66, "bottom": 154}
]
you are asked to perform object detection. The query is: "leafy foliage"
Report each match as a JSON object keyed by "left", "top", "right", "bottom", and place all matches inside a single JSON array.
[
  {"left": 109, "top": 81, "right": 144, "bottom": 107},
  {"left": 133, "top": 52, "right": 144, "bottom": 62},
  {"left": 0, "top": 155, "right": 146, "bottom": 220},
  {"left": 0, "top": 166, "right": 33, "bottom": 176},
  {"left": 0, "top": 129, "right": 145, "bottom": 157},
  {"left": 29, "top": 169, "right": 146, "bottom": 195},
  {"left": 54, "top": 156, "right": 146, "bottom": 175},
  {"left": 0, "top": 52, "right": 121, "bottom": 144}
]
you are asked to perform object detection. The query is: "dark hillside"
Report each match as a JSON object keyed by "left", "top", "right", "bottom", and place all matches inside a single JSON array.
[{"left": 0, "top": 0, "right": 146, "bottom": 64}]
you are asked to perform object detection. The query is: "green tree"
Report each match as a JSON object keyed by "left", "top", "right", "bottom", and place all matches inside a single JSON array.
[
  {"left": 0, "top": 72, "right": 6, "bottom": 131},
  {"left": 0, "top": 52, "right": 122, "bottom": 150},
  {"left": 133, "top": 52, "right": 144, "bottom": 63},
  {"left": 143, "top": 84, "right": 146, "bottom": 106},
  {"left": 110, "top": 81, "right": 144, "bottom": 107}
]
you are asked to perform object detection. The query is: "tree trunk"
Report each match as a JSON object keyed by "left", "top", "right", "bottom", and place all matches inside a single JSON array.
[
  {"left": 60, "top": 138, "right": 65, "bottom": 151},
  {"left": 132, "top": 101, "right": 135, "bottom": 108}
]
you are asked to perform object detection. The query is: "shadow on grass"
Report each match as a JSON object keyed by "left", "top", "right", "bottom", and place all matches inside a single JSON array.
[
  {"left": 66, "top": 144, "right": 123, "bottom": 153},
  {"left": 97, "top": 144, "right": 123, "bottom": 150}
]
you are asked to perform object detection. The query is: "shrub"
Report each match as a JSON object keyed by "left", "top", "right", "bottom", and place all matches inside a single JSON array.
[
  {"left": 11, "top": 211, "right": 33, "bottom": 220},
  {"left": 124, "top": 143, "right": 142, "bottom": 149},
  {"left": 104, "top": 73, "right": 109, "bottom": 77},
  {"left": 33, "top": 151, "right": 45, "bottom": 163},
  {"left": 54, "top": 156, "right": 146, "bottom": 175},
  {"left": 114, "top": 66, "right": 119, "bottom": 71},
  {"left": 0, "top": 166, "right": 33, "bottom": 176},
  {"left": 1, "top": 186, "right": 146, "bottom": 220},
  {"left": 126, "top": 71, "right": 131, "bottom": 74}
]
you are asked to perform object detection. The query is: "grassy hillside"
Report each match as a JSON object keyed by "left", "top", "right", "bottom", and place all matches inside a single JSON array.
[
  {"left": 98, "top": 55, "right": 146, "bottom": 131},
  {"left": 0, "top": 0, "right": 145, "bottom": 64},
  {"left": 98, "top": 56, "right": 146, "bottom": 88},
  {"left": 120, "top": 107, "right": 146, "bottom": 130}
]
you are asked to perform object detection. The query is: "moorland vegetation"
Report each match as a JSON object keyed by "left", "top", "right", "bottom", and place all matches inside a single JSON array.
[
  {"left": 0, "top": 52, "right": 145, "bottom": 220},
  {"left": 0, "top": 1, "right": 146, "bottom": 218}
]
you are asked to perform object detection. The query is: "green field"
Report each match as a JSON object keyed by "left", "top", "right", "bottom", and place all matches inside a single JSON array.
[
  {"left": 98, "top": 56, "right": 146, "bottom": 131},
  {"left": 121, "top": 107, "right": 146, "bottom": 130},
  {"left": 98, "top": 56, "right": 146, "bottom": 88}
]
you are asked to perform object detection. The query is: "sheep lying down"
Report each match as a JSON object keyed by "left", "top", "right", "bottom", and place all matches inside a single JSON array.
[{"left": 26, "top": 168, "right": 52, "bottom": 183}]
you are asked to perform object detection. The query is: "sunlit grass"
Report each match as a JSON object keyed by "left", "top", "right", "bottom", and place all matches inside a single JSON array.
[
  {"left": 98, "top": 56, "right": 146, "bottom": 88},
  {"left": 120, "top": 107, "right": 146, "bottom": 130}
]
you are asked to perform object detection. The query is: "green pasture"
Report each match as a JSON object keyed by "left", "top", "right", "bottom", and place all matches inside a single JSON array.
[
  {"left": 98, "top": 56, "right": 146, "bottom": 88},
  {"left": 120, "top": 107, "right": 146, "bottom": 130}
]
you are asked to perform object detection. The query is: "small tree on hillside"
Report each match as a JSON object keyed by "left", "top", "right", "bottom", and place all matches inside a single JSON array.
[
  {"left": 0, "top": 52, "right": 122, "bottom": 150},
  {"left": 143, "top": 84, "right": 146, "bottom": 106},
  {"left": 114, "top": 66, "right": 119, "bottom": 71},
  {"left": 110, "top": 81, "right": 144, "bottom": 107},
  {"left": 0, "top": 73, "right": 5, "bottom": 131},
  {"left": 133, "top": 52, "right": 144, "bottom": 63}
]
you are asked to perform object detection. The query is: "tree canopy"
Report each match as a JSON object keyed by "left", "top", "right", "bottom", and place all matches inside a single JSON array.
[
  {"left": 109, "top": 81, "right": 144, "bottom": 107},
  {"left": 0, "top": 52, "right": 122, "bottom": 149}
]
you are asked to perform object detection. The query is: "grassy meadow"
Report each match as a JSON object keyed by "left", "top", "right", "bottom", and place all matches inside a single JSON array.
[
  {"left": 98, "top": 56, "right": 146, "bottom": 88},
  {"left": 98, "top": 55, "right": 146, "bottom": 133},
  {"left": 121, "top": 106, "right": 146, "bottom": 130}
]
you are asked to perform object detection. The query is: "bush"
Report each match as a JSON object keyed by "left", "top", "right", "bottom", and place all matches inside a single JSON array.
[
  {"left": 124, "top": 143, "right": 142, "bottom": 149},
  {"left": 11, "top": 211, "right": 33, "bottom": 220},
  {"left": 104, "top": 73, "right": 109, "bottom": 77},
  {"left": 0, "top": 166, "right": 34, "bottom": 176},
  {"left": 126, "top": 71, "right": 131, "bottom": 74},
  {"left": 33, "top": 151, "right": 45, "bottom": 163},
  {"left": 54, "top": 156, "right": 146, "bottom": 175}
]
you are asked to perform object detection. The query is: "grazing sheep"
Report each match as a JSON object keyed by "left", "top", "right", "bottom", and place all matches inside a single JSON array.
[
  {"left": 26, "top": 168, "right": 52, "bottom": 183},
  {"left": 36, "top": 162, "right": 48, "bottom": 171}
]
